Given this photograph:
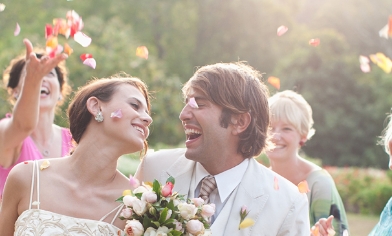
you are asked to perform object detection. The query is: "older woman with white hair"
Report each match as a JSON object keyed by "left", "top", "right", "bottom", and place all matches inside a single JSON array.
[{"left": 266, "top": 90, "right": 349, "bottom": 235}]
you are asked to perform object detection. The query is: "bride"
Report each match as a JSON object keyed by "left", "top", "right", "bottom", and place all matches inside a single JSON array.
[{"left": 0, "top": 45, "right": 153, "bottom": 234}]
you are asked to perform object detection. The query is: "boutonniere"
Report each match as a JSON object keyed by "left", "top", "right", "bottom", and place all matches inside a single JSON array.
[{"left": 239, "top": 205, "right": 255, "bottom": 230}]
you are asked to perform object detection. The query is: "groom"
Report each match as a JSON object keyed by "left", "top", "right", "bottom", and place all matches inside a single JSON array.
[{"left": 135, "top": 62, "right": 310, "bottom": 235}]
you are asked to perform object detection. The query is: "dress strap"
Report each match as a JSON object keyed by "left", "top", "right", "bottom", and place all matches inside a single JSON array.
[
  {"left": 28, "top": 161, "right": 36, "bottom": 210},
  {"left": 35, "top": 160, "right": 40, "bottom": 209},
  {"left": 99, "top": 203, "right": 125, "bottom": 224}
]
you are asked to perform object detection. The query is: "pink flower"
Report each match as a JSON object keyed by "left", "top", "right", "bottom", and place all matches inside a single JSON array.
[
  {"left": 129, "top": 175, "right": 140, "bottom": 190},
  {"left": 201, "top": 203, "right": 215, "bottom": 219},
  {"left": 241, "top": 205, "right": 247, "bottom": 214},
  {"left": 161, "top": 182, "right": 174, "bottom": 197},
  {"left": 124, "top": 220, "right": 144, "bottom": 236},
  {"left": 120, "top": 208, "right": 133, "bottom": 218},
  {"left": 186, "top": 220, "right": 205, "bottom": 235},
  {"left": 191, "top": 197, "right": 204, "bottom": 207}
]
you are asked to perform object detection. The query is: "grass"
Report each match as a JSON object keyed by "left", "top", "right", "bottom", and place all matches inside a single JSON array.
[{"left": 347, "top": 213, "right": 379, "bottom": 236}]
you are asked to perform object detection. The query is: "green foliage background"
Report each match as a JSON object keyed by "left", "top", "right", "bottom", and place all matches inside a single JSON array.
[{"left": 1, "top": 0, "right": 392, "bottom": 168}]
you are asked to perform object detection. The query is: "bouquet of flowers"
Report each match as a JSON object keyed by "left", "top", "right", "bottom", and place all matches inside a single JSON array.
[{"left": 117, "top": 176, "right": 215, "bottom": 236}]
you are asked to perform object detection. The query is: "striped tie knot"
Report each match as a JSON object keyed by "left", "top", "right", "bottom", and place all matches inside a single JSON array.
[{"left": 198, "top": 175, "right": 217, "bottom": 203}]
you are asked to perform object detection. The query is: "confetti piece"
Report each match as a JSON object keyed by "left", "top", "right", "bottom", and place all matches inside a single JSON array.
[
  {"left": 309, "top": 38, "right": 320, "bottom": 47},
  {"left": 369, "top": 53, "right": 392, "bottom": 73},
  {"left": 311, "top": 225, "right": 319, "bottom": 236},
  {"left": 129, "top": 174, "right": 140, "bottom": 189},
  {"left": 46, "top": 35, "right": 58, "bottom": 48},
  {"left": 327, "top": 228, "right": 336, "bottom": 236},
  {"left": 64, "top": 43, "right": 73, "bottom": 56},
  {"left": 74, "top": 31, "right": 91, "bottom": 47},
  {"left": 122, "top": 189, "right": 132, "bottom": 196},
  {"left": 379, "top": 16, "right": 392, "bottom": 39},
  {"left": 14, "top": 23, "right": 20, "bottom": 36},
  {"left": 268, "top": 76, "right": 280, "bottom": 89},
  {"left": 298, "top": 180, "right": 310, "bottom": 193},
  {"left": 188, "top": 97, "right": 199, "bottom": 108},
  {"left": 24, "top": 161, "right": 28, "bottom": 164},
  {"left": 274, "top": 176, "right": 279, "bottom": 190},
  {"left": 359, "top": 55, "right": 370, "bottom": 73},
  {"left": 80, "top": 53, "right": 93, "bottom": 61},
  {"left": 239, "top": 218, "right": 255, "bottom": 229},
  {"left": 110, "top": 109, "right": 123, "bottom": 118},
  {"left": 136, "top": 46, "right": 149, "bottom": 59},
  {"left": 83, "top": 58, "right": 96, "bottom": 69},
  {"left": 277, "top": 25, "right": 288, "bottom": 36},
  {"left": 40, "top": 160, "right": 50, "bottom": 170},
  {"left": 0, "top": 3, "right": 5, "bottom": 12}
]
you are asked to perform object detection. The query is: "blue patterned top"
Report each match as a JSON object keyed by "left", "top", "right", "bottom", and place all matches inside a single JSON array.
[{"left": 369, "top": 197, "right": 392, "bottom": 236}]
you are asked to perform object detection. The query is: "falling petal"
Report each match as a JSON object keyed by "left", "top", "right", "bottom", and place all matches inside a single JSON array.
[
  {"left": 359, "top": 55, "right": 370, "bottom": 73},
  {"left": 64, "top": 43, "right": 73, "bottom": 56},
  {"left": 46, "top": 35, "right": 58, "bottom": 48},
  {"left": 80, "top": 53, "right": 93, "bottom": 61},
  {"left": 0, "top": 3, "right": 5, "bottom": 12},
  {"left": 277, "top": 25, "right": 288, "bottom": 36},
  {"left": 239, "top": 218, "right": 255, "bottom": 229},
  {"left": 24, "top": 161, "right": 28, "bottom": 164},
  {"left": 14, "top": 23, "right": 20, "bottom": 36},
  {"left": 110, "top": 109, "right": 123, "bottom": 118},
  {"left": 309, "top": 38, "right": 320, "bottom": 47},
  {"left": 360, "top": 63, "right": 370, "bottom": 73},
  {"left": 129, "top": 174, "right": 140, "bottom": 190},
  {"left": 370, "top": 53, "right": 392, "bottom": 73},
  {"left": 298, "top": 180, "right": 310, "bottom": 193},
  {"left": 136, "top": 46, "right": 149, "bottom": 59},
  {"left": 45, "top": 24, "right": 53, "bottom": 39},
  {"left": 388, "top": 16, "right": 392, "bottom": 37},
  {"left": 122, "top": 189, "right": 132, "bottom": 196},
  {"left": 311, "top": 225, "right": 320, "bottom": 236},
  {"left": 379, "top": 24, "right": 389, "bottom": 39},
  {"left": 74, "top": 31, "right": 91, "bottom": 47},
  {"left": 46, "top": 47, "right": 57, "bottom": 58},
  {"left": 83, "top": 58, "right": 96, "bottom": 69},
  {"left": 274, "top": 176, "right": 279, "bottom": 190},
  {"left": 40, "top": 160, "right": 51, "bottom": 170},
  {"left": 268, "top": 76, "right": 280, "bottom": 90},
  {"left": 188, "top": 97, "right": 199, "bottom": 108}
]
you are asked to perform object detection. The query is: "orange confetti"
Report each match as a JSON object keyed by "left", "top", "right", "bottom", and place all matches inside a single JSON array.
[
  {"left": 311, "top": 225, "right": 320, "bottom": 236},
  {"left": 298, "top": 180, "right": 310, "bottom": 193},
  {"left": 64, "top": 43, "right": 73, "bottom": 56},
  {"left": 136, "top": 46, "right": 148, "bottom": 59},
  {"left": 277, "top": 25, "right": 288, "bottom": 36},
  {"left": 309, "top": 38, "right": 320, "bottom": 47},
  {"left": 46, "top": 35, "right": 58, "bottom": 49},
  {"left": 40, "top": 160, "right": 50, "bottom": 170},
  {"left": 268, "top": 76, "right": 280, "bottom": 90},
  {"left": 274, "top": 176, "right": 279, "bottom": 190},
  {"left": 369, "top": 53, "right": 392, "bottom": 73},
  {"left": 24, "top": 161, "right": 28, "bottom": 164}
]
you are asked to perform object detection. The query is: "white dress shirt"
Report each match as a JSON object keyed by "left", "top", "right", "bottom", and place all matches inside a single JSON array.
[{"left": 192, "top": 158, "right": 249, "bottom": 223}]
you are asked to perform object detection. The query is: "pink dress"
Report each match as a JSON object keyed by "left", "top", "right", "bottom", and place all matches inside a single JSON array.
[{"left": 0, "top": 117, "right": 73, "bottom": 195}]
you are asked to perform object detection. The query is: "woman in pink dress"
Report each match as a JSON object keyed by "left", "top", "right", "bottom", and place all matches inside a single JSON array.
[{"left": 0, "top": 39, "right": 72, "bottom": 197}]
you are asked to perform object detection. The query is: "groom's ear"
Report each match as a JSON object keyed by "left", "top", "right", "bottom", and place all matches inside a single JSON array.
[
  {"left": 230, "top": 112, "right": 251, "bottom": 135},
  {"left": 86, "top": 96, "right": 101, "bottom": 117}
]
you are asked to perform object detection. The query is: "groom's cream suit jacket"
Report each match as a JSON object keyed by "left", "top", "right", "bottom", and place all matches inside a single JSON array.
[{"left": 135, "top": 148, "right": 310, "bottom": 236}]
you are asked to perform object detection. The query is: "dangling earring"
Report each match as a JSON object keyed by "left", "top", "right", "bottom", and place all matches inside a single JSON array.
[{"left": 95, "top": 111, "right": 104, "bottom": 122}]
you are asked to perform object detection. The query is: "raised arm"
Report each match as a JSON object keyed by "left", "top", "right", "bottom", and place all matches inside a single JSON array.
[{"left": 0, "top": 39, "right": 67, "bottom": 168}]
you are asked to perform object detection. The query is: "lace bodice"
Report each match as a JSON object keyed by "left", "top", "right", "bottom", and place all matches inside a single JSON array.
[
  {"left": 14, "top": 161, "right": 124, "bottom": 236},
  {"left": 15, "top": 209, "right": 122, "bottom": 235}
]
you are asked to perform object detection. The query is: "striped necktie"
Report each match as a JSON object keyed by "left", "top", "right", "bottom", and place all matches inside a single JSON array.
[{"left": 198, "top": 175, "right": 217, "bottom": 203}]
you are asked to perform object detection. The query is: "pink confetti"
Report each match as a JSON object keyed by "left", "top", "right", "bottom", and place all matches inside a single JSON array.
[
  {"left": 0, "top": 3, "right": 5, "bottom": 12},
  {"left": 274, "top": 176, "right": 279, "bottom": 190},
  {"left": 359, "top": 55, "right": 370, "bottom": 73},
  {"left": 309, "top": 38, "right": 320, "bottom": 47},
  {"left": 14, "top": 23, "right": 20, "bottom": 36},
  {"left": 110, "top": 109, "right": 123, "bottom": 118},
  {"left": 129, "top": 174, "right": 140, "bottom": 190},
  {"left": 277, "top": 25, "right": 288, "bottom": 36},
  {"left": 83, "top": 58, "right": 96, "bottom": 69},
  {"left": 74, "top": 31, "right": 92, "bottom": 47},
  {"left": 188, "top": 97, "right": 199, "bottom": 109}
]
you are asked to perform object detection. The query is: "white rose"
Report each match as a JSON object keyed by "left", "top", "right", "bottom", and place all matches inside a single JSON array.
[
  {"left": 186, "top": 220, "right": 204, "bottom": 235},
  {"left": 123, "top": 195, "right": 138, "bottom": 207},
  {"left": 132, "top": 198, "right": 147, "bottom": 216},
  {"left": 156, "top": 226, "right": 170, "bottom": 236},
  {"left": 124, "top": 220, "right": 144, "bottom": 236},
  {"left": 201, "top": 204, "right": 215, "bottom": 219},
  {"left": 133, "top": 185, "right": 150, "bottom": 194},
  {"left": 142, "top": 191, "right": 158, "bottom": 203},
  {"left": 120, "top": 208, "right": 133, "bottom": 218},
  {"left": 191, "top": 197, "right": 204, "bottom": 207},
  {"left": 202, "top": 229, "right": 212, "bottom": 236},
  {"left": 178, "top": 203, "right": 197, "bottom": 220},
  {"left": 144, "top": 227, "right": 157, "bottom": 236}
]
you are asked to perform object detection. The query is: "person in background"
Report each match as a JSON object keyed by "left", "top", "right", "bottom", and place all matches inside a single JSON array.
[
  {"left": 0, "top": 39, "right": 73, "bottom": 197},
  {"left": 266, "top": 90, "right": 349, "bottom": 235},
  {"left": 135, "top": 62, "right": 310, "bottom": 235},
  {"left": 368, "top": 114, "right": 392, "bottom": 235},
  {"left": 0, "top": 75, "right": 153, "bottom": 235}
]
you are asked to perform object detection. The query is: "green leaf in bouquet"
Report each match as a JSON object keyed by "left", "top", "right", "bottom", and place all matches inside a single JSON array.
[
  {"left": 142, "top": 215, "right": 156, "bottom": 229},
  {"left": 158, "top": 207, "right": 168, "bottom": 224},
  {"left": 167, "top": 199, "right": 175, "bottom": 210},
  {"left": 115, "top": 196, "right": 124, "bottom": 202},
  {"left": 168, "top": 230, "right": 182, "bottom": 236},
  {"left": 134, "top": 192, "right": 143, "bottom": 199},
  {"left": 152, "top": 220, "right": 161, "bottom": 228},
  {"left": 153, "top": 179, "right": 161, "bottom": 195},
  {"left": 166, "top": 176, "right": 175, "bottom": 185}
]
